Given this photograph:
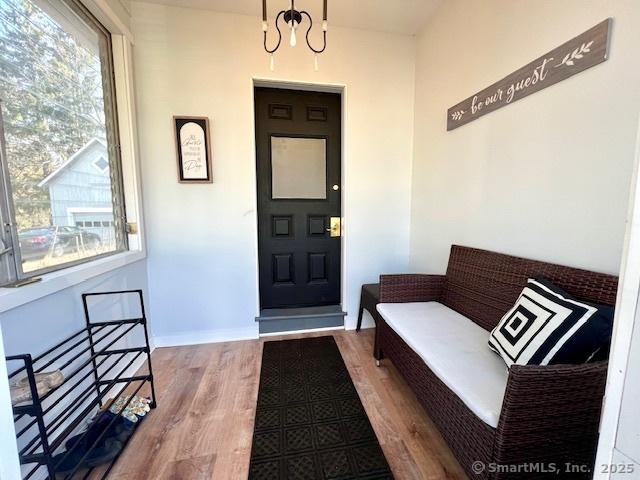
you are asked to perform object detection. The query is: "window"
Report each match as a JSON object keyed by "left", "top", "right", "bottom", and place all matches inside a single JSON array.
[
  {"left": 271, "top": 137, "right": 327, "bottom": 199},
  {"left": 0, "top": 0, "right": 127, "bottom": 285}
]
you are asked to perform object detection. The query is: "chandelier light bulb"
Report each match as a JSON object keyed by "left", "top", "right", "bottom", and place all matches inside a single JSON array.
[
  {"left": 290, "top": 25, "right": 297, "bottom": 47},
  {"left": 322, "top": 20, "right": 327, "bottom": 32},
  {"left": 269, "top": 54, "right": 275, "bottom": 71},
  {"left": 262, "top": 20, "right": 268, "bottom": 32},
  {"left": 314, "top": 54, "right": 319, "bottom": 71}
]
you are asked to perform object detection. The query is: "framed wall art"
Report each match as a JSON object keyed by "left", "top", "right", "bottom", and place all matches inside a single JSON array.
[{"left": 173, "top": 116, "right": 213, "bottom": 183}]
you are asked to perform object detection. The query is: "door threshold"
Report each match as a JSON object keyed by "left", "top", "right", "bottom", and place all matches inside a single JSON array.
[
  {"left": 257, "top": 305, "right": 345, "bottom": 321},
  {"left": 260, "top": 325, "right": 345, "bottom": 337},
  {"left": 256, "top": 305, "right": 346, "bottom": 334}
]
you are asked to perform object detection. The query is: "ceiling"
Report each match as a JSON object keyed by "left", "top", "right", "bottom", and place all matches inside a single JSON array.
[{"left": 138, "top": 0, "right": 444, "bottom": 35}]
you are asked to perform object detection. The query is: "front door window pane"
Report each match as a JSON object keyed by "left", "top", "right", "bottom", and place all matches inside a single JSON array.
[{"left": 271, "top": 137, "right": 327, "bottom": 199}]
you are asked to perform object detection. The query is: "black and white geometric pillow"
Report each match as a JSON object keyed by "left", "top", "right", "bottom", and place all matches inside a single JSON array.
[{"left": 488, "top": 277, "right": 614, "bottom": 367}]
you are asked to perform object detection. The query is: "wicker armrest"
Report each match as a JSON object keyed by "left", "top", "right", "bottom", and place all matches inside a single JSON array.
[
  {"left": 493, "top": 361, "right": 608, "bottom": 471},
  {"left": 378, "top": 274, "right": 446, "bottom": 303}
]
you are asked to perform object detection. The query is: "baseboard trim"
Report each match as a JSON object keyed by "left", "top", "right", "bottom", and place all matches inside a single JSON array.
[
  {"left": 153, "top": 327, "right": 258, "bottom": 347},
  {"left": 259, "top": 325, "right": 345, "bottom": 337}
]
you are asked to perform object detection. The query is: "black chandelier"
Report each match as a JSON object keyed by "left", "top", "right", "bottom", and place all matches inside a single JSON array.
[{"left": 262, "top": 0, "right": 328, "bottom": 71}]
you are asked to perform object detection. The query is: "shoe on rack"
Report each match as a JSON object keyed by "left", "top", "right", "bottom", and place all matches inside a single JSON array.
[
  {"left": 10, "top": 370, "right": 64, "bottom": 405},
  {"left": 109, "top": 395, "right": 151, "bottom": 423},
  {"left": 85, "top": 437, "right": 123, "bottom": 468},
  {"left": 65, "top": 412, "right": 136, "bottom": 451},
  {"left": 53, "top": 438, "right": 122, "bottom": 476}
]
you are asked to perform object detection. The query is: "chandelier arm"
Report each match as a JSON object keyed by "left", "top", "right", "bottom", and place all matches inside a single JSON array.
[
  {"left": 264, "top": 10, "right": 284, "bottom": 54},
  {"left": 300, "top": 11, "right": 326, "bottom": 54}
]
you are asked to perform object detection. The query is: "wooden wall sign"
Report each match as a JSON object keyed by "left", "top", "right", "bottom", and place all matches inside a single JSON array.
[
  {"left": 174, "top": 116, "right": 213, "bottom": 183},
  {"left": 447, "top": 18, "right": 611, "bottom": 131}
]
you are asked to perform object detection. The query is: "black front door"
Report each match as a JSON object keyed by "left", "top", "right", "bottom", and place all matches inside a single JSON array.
[{"left": 255, "top": 87, "right": 341, "bottom": 309}]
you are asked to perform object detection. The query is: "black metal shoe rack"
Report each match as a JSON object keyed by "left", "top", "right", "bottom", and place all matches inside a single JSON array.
[{"left": 5, "top": 290, "right": 157, "bottom": 479}]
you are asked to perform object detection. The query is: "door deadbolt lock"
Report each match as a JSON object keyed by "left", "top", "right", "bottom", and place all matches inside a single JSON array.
[{"left": 327, "top": 217, "right": 341, "bottom": 237}]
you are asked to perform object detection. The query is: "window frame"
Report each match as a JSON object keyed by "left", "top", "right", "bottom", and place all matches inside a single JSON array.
[{"left": 0, "top": 0, "right": 128, "bottom": 286}]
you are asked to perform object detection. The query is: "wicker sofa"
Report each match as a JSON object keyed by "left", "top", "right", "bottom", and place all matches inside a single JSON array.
[{"left": 376, "top": 245, "right": 618, "bottom": 479}]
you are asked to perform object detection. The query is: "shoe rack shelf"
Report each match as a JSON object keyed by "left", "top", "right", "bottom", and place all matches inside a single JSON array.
[{"left": 5, "top": 290, "right": 157, "bottom": 480}]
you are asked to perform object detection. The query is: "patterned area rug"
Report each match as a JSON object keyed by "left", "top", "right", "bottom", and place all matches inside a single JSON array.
[{"left": 249, "top": 336, "right": 394, "bottom": 480}]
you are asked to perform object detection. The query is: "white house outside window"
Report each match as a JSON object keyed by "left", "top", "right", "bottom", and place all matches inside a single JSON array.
[{"left": 0, "top": 0, "right": 127, "bottom": 286}]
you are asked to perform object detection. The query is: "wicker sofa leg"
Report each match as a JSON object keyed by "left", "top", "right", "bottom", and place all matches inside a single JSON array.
[
  {"left": 374, "top": 332, "right": 384, "bottom": 364},
  {"left": 374, "top": 351, "right": 383, "bottom": 366},
  {"left": 356, "top": 303, "right": 364, "bottom": 332}
]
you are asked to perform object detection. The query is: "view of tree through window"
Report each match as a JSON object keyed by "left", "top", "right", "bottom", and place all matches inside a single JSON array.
[{"left": 0, "top": 0, "right": 125, "bottom": 276}]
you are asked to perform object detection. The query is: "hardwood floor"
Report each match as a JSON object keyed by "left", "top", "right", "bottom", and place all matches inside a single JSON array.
[{"left": 105, "top": 329, "right": 467, "bottom": 479}]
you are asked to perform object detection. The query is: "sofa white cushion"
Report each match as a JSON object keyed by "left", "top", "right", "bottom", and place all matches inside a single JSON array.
[{"left": 377, "top": 302, "right": 508, "bottom": 428}]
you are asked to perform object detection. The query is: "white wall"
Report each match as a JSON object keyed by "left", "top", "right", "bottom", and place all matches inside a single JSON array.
[
  {"left": 131, "top": 2, "right": 416, "bottom": 343},
  {"left": 1, "top": 261, "right": 148, "bottom": 357},
  {"left": 410, "top": 0, "right": 640, "bottom": 275}
]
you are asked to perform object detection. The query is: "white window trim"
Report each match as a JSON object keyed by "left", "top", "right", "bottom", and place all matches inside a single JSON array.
[
  {"left": 79, "top": 0, "right": 134, "bottom": 43},
  {"left": 0, "top": 22, "right": 145, "bottom": 313}
]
